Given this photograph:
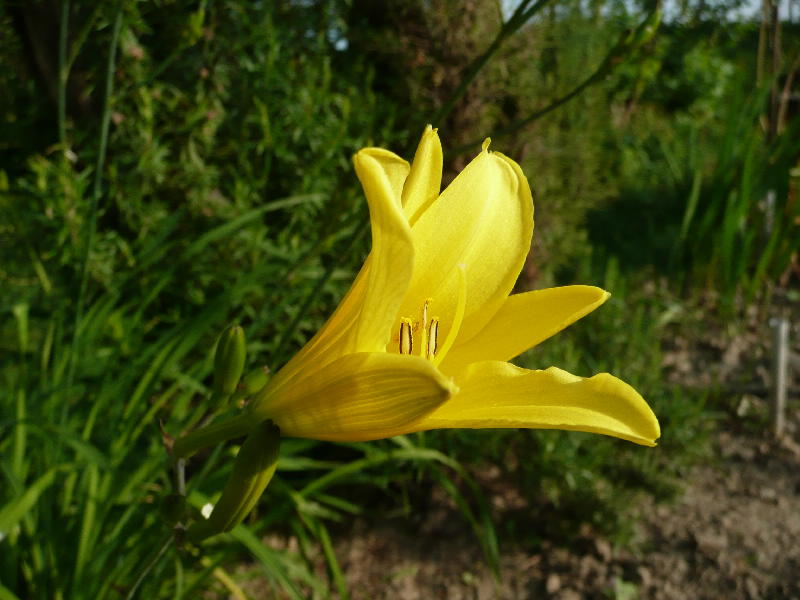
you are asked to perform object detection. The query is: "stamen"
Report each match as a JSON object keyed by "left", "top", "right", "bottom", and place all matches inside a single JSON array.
[
  {"left": 399, "top": 318, "right": 413, "bottom": 355},
  {"left": 397, "top": 300, "right": 440, "bottom": 360},
  {"left": 427, "top": 318, "right": 439, "bottom": 359},
  {"left": 420, "top": 299, "right": 431, "bottom": 357}
]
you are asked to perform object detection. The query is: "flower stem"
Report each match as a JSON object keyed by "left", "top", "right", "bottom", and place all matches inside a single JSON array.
[
  {"left": 430, "top": 0, "right": 553, "bottom": 127},
  {"left": 173, "top": 412, "right": 255, "bottom": 459}
]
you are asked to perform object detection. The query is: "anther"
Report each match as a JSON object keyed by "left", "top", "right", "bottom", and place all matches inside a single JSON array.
[
  {"left": 426, "top": 318, "right": 439, "bottom": 359},
  {"left": 399, "top": 319, "right": 413, "bottom": 355}
]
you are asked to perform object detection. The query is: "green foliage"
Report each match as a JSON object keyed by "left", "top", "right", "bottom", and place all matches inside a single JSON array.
[
  {"left": 587, "top": 24, "right": 800, "bottom": 304},
  {"left": 0, "top": 2, "right": 403, "bottom": 597}
]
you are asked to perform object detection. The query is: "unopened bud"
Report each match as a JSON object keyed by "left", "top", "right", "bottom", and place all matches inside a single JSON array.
[
  {"left": 241, "top": 366, "right": 271, "bottom": 395},
  {"left": 186, "top": 420, "right": 281, "bottom": 542},
  {"left": 213, "top": 324, "right": 246, "bottom": 399},
  {"left": 228, "top": 366, "right": 270, "bottom": 407}
]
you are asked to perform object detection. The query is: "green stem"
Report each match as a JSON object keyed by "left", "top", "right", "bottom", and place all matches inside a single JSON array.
[
  {"left": 450, "top": 61, "right": 610, "bottom": 155},
  {"left": 124, "top": 535, "right": 172, "bottom": 600},
  {"left": 64, "top": 9, "right": 123, "bottom": 414},
  {"left": 430, "top": 0, "right": 552, "bottom": 126},
  {"left": 57, "top": 0, "right": 69, "bottom": 148},
  {"left": 176, "top": 459, "right": 186, "bottom": 496},
  {"left": 67, "top": 4, "right": 103, "bottom": 71},
  {"left": 173, "top": 412, "right": 255, "bottom": 459},
  {"left": 449, "top": 11, "right": 658, "bottom": 155}
]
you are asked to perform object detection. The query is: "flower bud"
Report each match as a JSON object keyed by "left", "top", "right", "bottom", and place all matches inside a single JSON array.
[
  {"left": 186, "top": 420, "right": 280, "bottom": 542},
  {"left": 213, "top": 324, "right": 246, "bottom": 399},
  {"left": 241, "top": 366, "right": 270, "bottom": 395},
  {"left": 228, "top": 366, "right": 270, "bottom": 407}
]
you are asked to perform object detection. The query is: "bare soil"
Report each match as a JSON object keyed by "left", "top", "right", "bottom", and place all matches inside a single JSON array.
[{"left": 323, "top": 419, "right": 800, "bottom": 600}]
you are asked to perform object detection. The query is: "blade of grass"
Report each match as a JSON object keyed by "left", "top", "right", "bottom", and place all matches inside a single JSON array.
[
  {"left": 313, "top": 519, "right": 348, "bottom": 600},
  {"left": 0, "top": 583, "right": 22, "bottom": 600},
  {"left": 230, "top": 526, "right": 308, "bottom": 600},
  {"left": 199, "top": 556, "right": 248, "bottom": 600},
  {"left": 123, "top": 535, "right": 173, "bottom": 600},
  {"left": 65, "top": 8, "right": 123, "bottom": 420},
  {"left": 12, "top": 390, "right": 26, "bottom": 483},
  {"left": 0, "top": 464, "right": 73, "bottom": 534},
  {"left": 72, "top": 464, "right": 99, "bottom": 589}
]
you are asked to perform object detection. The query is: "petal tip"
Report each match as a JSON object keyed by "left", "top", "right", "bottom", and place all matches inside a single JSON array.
[
  {"left": 444, "top": 376, "right": 460, "bottom": 398},
  {"left": 352, "top": 148, "right": 376, "bottom": 170},
  {"left": 354, "top": 147, "right": 409, "bottom": 165},
  {"left": 481, "top": 137, "right": 491, "bottom": 152},
  {"left": 591, "top": 287, "right": 611, "bottom": 307},
  {"left": 422, "top": 125, "right": 441, "bottom": 144},
  {"left": 585, "top": 371, "right": 661, "bottom": 446}
]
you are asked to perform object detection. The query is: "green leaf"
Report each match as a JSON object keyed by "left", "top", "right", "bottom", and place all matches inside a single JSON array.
[
  {"left": 0, "top": 464, "right": 72, "bottom": 534},
  {"left": 0, "top": 583, "right": 22, "bottom": 600}
]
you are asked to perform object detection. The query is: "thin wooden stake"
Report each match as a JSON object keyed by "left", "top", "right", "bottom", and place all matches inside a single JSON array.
[{"left": 771, "top": 316, "right": 789, "bottom": 438}]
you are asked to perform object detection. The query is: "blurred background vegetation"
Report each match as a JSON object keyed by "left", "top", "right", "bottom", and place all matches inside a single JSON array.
[{"left": 1, "top": 0, "right": 798, "bottom": 597}]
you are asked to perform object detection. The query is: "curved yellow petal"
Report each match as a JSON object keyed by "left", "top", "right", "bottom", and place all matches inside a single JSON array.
[
  {"left": 268, "top": 149, "right": 414, "bottom": 390},
  {"left": 396, "top": 146, "right": 534, "bottom": 347},
  {"left": 254, "top": 352, "right": 457, "bottom": 442},
  {"left": 360, "top": 148, "right": 410, "bottom": 208},
  {"left": 439, "top": 286, "right": 610, "bottom": 375},
  {"left": 408, "top": 361, "right": 660, "bottom": 446},
  {"left": 349, "top": 150, "right": 415, "bottom": 352},
  {"left": 402, "top": 125, "right": 443, "bottom": 224}
]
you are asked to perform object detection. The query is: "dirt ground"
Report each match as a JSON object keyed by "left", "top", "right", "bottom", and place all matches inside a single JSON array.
[{"left": 325, "top": 409, "right": 800, "bottom": 600}]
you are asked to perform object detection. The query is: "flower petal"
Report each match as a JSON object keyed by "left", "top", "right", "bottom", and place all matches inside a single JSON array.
[
  {"left": 408, "top": 361, "right": 660, "bottom": 446},
  {"left": 254, "top": 352, "right": 457, "bottom": 442},
  {"left": 396, "top": 146, "right": 534, "bottom": 347},
  {"left": 361, "top": 148, "right": 410, "bottom": 208},
  {"left": 402, "top": 125, "right": 443, "bottom": 224},
  {"left": 268, "top": 149, "right": 414, "bottom": 391},
  {"left": 439, "top": 286, "right": 610, "bottom": 375},
  {"left": 349, "top": 150, "right": 415, "bottom": 352}
]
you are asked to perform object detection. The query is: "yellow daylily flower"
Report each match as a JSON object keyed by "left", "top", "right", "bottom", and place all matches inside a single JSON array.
[{"left": 174, "top": 126, "right": 659, "bottom": 460}]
